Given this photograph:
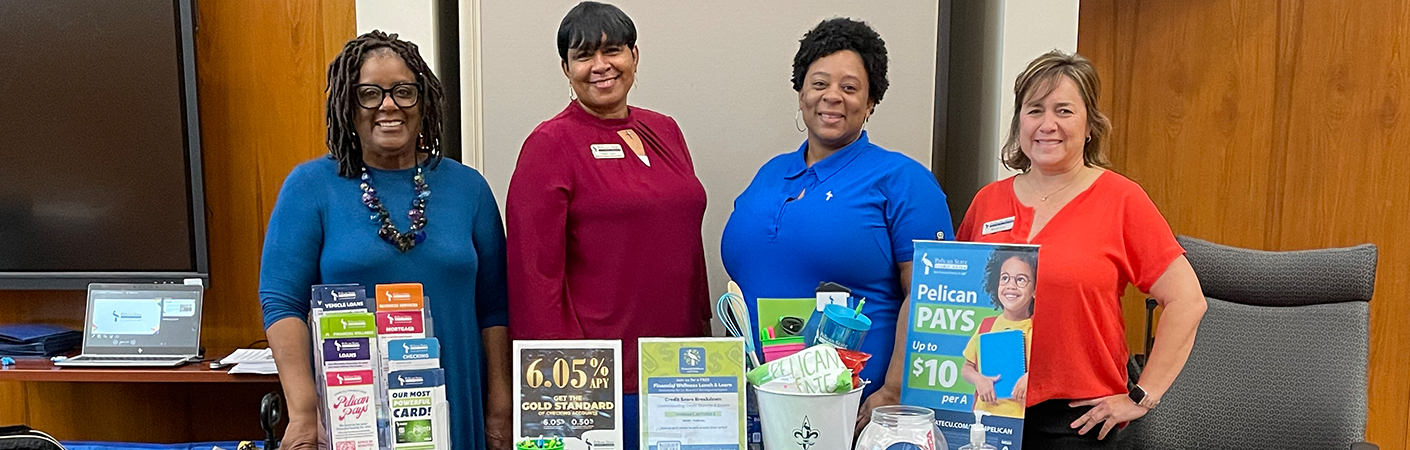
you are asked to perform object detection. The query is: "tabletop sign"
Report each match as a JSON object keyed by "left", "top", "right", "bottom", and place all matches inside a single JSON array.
[
  {"left": 513, "top": 340, "right": 623, "bottom": 450},
  {"left": 902, "top": 240, "right": 1038, "bottom": 450},
  {"left": 638, "top": 337, "right": 747, "bottom": 450}
]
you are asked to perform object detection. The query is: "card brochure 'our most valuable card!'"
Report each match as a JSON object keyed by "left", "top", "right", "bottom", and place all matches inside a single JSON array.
[
  {"left": 902, "top": 240, "right": 1038, "bottom": 450},
  {"left": 388, "top": 368, "right": 448, "bottom": 450}
]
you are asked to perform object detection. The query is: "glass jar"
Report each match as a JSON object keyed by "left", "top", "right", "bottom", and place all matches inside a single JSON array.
[{"left": 854, "top": 405, "right": 947, "bottom": 450}]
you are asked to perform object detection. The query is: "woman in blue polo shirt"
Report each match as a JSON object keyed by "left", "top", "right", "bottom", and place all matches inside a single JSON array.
[{"left": 721, "top": 17, "right": 953, "bottom": 430}]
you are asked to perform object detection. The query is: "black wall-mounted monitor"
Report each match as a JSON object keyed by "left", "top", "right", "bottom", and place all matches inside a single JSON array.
[{"left": 0, "top": 0, "right": 208, "bottom": 289}]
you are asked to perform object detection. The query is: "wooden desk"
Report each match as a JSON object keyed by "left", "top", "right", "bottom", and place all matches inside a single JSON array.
[
  {"left": 0, "top": 357, "right": 280, "bottom": 383},
  {"left": 0, "top": 353, "right": 281, "bottom": 442}
]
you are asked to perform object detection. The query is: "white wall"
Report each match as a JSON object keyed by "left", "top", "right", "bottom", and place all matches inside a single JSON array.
[
  {"left": 352, "top": 0, "right": 1081, "bottom": 311},
  {"left": 356, "top": 0, "right": 440, "bottom": 73},
  {"left": 476, "top": 1, "right": 942, "bottom": 304},
  {"left": 943, "top": 0, "right": 1078, "bottom": 220},
  {"left": 996, "top": 0, "right": 1079, "bottom": 180}
]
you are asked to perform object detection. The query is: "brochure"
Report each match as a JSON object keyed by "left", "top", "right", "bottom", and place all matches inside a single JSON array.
[
  {"left": 513, "top": 340, "right": 623, "bottom": 450},
  {"left": 902, "top": 240, "right": 1038, "bottom": 450},
  {"left": 638, "top": 337, "right": 747, "bottom": 450},
  {"left": 388, "top": 368, "right": 449, "bottom": 450}
]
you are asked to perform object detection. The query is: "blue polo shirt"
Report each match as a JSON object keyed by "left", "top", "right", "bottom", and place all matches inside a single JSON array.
[{"left": 721, "top": 131, "right": 953, "bottom": 399}]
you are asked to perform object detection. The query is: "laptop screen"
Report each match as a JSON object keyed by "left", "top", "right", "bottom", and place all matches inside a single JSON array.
[{"left": 84, "top": 284, "right": 202, "bottom": 355}]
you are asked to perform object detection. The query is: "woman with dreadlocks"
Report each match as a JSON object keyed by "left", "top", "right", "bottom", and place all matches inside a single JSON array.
[
  {"left": 259, "top": 31, "right": 512, "bottom": 450},
  {"left": 505, "top": 3, "right": 710, "bottom": 449}
]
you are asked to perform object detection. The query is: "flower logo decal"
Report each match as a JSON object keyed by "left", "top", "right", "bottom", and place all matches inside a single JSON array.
[{"left": 793, "top": 416, "right": 819, "bottom": 450}]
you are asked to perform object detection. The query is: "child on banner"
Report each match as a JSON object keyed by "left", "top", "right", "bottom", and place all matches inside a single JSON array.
[{"left": 961, "top": 250, "right": 1037, "bottom": 418}]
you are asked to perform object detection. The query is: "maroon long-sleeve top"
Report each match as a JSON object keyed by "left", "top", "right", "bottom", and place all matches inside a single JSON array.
[{"left": 506, "top": 102, "right": 711, "bottom": 393}]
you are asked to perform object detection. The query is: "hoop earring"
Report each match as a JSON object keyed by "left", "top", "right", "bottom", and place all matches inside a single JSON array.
[
  {"left": 569, "top": 84, "right": 578, "bottom": 102},
  {"left": 795, "top": 110, "right": 806, "bottom": 132},
  {"left": 1085, "top": 135, "right": 1092, "bottom": 143}
]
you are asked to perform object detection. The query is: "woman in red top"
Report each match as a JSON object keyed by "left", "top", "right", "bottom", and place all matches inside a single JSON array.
[
  {"left": 505, "top": 3, "right": 710, "bottom": 449},
  {"left": 957, "top": 50, "right": 1206, "bottom": 447}
]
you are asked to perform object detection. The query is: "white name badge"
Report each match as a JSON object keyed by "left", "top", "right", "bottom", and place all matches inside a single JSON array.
[
  {"left": 590, "top": 143, "right": 625, "bottom": 159},
  {"left": 982, "top": 216, "right": 1016, "bottom": 235}
]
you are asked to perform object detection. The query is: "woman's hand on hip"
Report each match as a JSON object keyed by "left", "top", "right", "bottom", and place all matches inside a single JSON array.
[{"left": 1069, "top": 394, "right": 1147, "bottom": 440}]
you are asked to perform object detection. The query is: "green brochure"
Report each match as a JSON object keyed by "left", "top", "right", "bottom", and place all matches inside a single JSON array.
[
  {"left": 638, "top": 337, "right": 747, "bottom": 450},
  {"left": 320, "top": 312, "right": 377, "bottom": 339}
]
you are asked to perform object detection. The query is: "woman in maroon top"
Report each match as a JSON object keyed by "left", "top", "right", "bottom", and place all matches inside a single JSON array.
[{"left": 505, "top": 2, "right": 711, "bottom": 447}]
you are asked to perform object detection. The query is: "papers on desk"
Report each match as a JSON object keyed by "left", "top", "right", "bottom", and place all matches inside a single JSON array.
[{"left": 221, "top": 348, "right": 277, "bottom": 374}]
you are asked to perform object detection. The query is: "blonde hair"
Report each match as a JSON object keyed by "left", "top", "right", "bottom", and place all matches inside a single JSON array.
[{"left": 1001, "top": 50, "right": 1112, "bottom": 171}]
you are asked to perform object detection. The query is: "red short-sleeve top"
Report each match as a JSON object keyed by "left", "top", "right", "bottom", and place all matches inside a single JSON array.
[{"left": 957, "top": 170, "right": 1183, "bottom": 406}]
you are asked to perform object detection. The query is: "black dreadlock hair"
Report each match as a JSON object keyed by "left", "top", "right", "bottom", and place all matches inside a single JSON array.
[{"left": 325, "top": 30, "right": 445, "bottom": 178}]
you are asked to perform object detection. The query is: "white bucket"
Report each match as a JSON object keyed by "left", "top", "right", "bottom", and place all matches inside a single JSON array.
[{"left": 754, "top": 385, "right": 865, "bottom": 450}]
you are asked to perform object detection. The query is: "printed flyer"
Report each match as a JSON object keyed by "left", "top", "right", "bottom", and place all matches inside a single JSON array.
[
  {"left": 638, "top": 337, "right": 747, "bottom": 450},
  {"left": 902, "top": 240, "right": 1038, "bottom": 450},
  {"left": 513, "top": 340, "right": 623, "bottom": 450}
]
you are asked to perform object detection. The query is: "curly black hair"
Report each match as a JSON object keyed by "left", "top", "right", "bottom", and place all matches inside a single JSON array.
[
  {"left": 791, "top": 18, "right": 889, "bottom": 105},
  {"left": 982, "top": 249, "right": 1038, "bottom": 314},
  {"left": 325, "top": 30, "right": 445, "bottom": 178},
  {"left": 557, "top": 1, "right": 637, "bottom": 63}
]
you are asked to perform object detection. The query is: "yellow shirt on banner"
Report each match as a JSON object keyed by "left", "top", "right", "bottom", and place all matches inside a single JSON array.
[{"left": 963, "top": 315, "right": 1033, "bottom": 418}]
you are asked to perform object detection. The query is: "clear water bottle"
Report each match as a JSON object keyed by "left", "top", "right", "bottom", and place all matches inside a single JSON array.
[{"left": 855, "top": 405, "right": 947, "bottom": 450}]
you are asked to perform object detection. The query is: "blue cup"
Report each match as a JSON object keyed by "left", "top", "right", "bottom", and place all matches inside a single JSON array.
[{"left": 814, "top": 304, "right": 871, "bottom": 350}]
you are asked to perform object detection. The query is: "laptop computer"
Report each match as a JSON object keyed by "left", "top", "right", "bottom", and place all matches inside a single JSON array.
[{"left": 55, "top": 283, "right": 204, "bottom": 368}]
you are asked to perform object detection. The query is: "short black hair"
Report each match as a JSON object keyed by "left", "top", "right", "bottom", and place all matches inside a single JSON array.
[
  {"left": 982, "top": 249, "right": 1038, "bottom": 313},
  {"left": 325, "top": 30, "right": 445, "bottom": 178},
  {"left": 557, "top": 1, "right": 637, "bottom": 63},
  {"left": 791, "top": 18, "right": 889, "bottom": 105}
]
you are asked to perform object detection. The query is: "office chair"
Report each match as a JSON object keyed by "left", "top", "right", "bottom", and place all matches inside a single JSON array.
[{"left": 1125, "top": 236, "right": 1378, "bottom": 449}]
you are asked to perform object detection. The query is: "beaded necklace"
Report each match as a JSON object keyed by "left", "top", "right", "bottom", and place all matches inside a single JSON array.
[{"left": 360, "top": 166, "right": 429, "bottom": 252}]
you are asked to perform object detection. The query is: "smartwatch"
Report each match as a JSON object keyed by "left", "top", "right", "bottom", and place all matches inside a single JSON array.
[{"left": 1129, "top": 384, "right": 1158, "bottom": 408}]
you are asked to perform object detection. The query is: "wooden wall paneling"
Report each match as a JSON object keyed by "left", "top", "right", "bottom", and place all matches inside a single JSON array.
[
  {"left": 24, "top": 383, "right": 190, "bottom": 441},
  {"left": 1081, "top": 0, "right": 1281, "bottom": 351},
  {"left": 0, "top": 0, "right": 353, "bottom": 441},
  {"left": 1080, "top": 0, "right": 1153, "bottom": 352},
  {"left": 1080, "top": 0, "right": 1410, "bottom": 445},
  {"left": 1273, "top": 1, "right": 1410, "bottom": 446},
  {"left": 1112, "top": 0, "right": 1279, "bottom": 248},
  {"left": 1077, "top": 0, "right": 1116, "bottom": 118},
  {"left": 1078, "top": 0, "right": 1149, "bottom": 355},
  {"left": 192, "top": 0, "right": 273, "bottom": 354},
  {"left": 0, "top": 382, "right": 27, "bottom": 425},
  {"left": 182, "top": 383, "right": 287, "bottom": 440},
  {"left": 0, "top": 291, "right": 85, "bottom": 428},
  {"left": 195, "top": 0, "right": 354, "bottom": 353}
]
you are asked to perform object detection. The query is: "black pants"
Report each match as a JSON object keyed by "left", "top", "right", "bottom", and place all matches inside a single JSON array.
[{"left": 1023, "top": 400, "right": 1127, "bottom": 449}]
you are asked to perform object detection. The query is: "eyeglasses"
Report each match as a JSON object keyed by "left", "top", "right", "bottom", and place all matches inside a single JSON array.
[
  {"left": 999, "top": 273, "right": 1032, "bottom": 288},
  {"left": 355, "top": 83, "right": 422, "bottom": 109}
]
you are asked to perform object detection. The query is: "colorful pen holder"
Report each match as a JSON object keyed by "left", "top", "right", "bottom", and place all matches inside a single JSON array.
[{"left": 760, "top": 336, "right": 806, "bottom": 362}]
